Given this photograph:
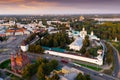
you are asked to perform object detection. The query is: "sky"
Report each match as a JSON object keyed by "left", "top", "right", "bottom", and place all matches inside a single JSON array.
[{"left": 0, "top": 0, "right": 120, "bottom": 15}]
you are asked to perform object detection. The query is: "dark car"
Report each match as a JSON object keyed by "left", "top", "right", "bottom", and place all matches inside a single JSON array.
[{"left": 61, "top": 59, "right": 68, "bottom": 64}]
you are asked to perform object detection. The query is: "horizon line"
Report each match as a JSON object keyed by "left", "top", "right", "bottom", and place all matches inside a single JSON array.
[{"left": 0, "top": 13, "right": 120, "bottom": 16}]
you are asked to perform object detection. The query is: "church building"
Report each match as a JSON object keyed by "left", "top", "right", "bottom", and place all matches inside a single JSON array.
[
  {"left": 69, "top": 27, "right": 100, "bottom": 51},
  {"left": 11, "top": 51, "right": 30, "bottom": 73}
]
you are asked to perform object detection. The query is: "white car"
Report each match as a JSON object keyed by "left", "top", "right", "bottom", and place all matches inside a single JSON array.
[
  {"left": 99, "top": 73, "right": 103, "bottom": 76},
  {"left": 73, "top": 63, "right": 81, "bottom": 67}
]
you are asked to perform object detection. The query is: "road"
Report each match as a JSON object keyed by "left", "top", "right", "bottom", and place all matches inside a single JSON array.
[
  {"left": 27, "top": 39, "right": 119, "bottom": 80},
  {"left": 0, "top": 35, "right": 119, "bottom": 80},
  {"left": 107, "top": 42, "right": 120, "bottom": 78},
  {"left": 47, "top": 54, "right": 119, "bottom": 80},
  {"left": 28, "top": 53, "right": 119, "bottom": 80},
  {"left": 0, "top": 35, "right": 28, "bottom": 80},
  {"left": 0, "top": 35, "right": 27, "bottom": 63},
  {"left": 0, "top": 35, "right": 27, "bottom": 55}
]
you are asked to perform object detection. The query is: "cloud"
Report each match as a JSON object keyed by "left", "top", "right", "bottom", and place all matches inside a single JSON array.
[
  {"left": 0, "top": 0, "right": 24, "bottom": 4},
  {"left": 0, "top": 0, "right": 120, "bottom": 14}
]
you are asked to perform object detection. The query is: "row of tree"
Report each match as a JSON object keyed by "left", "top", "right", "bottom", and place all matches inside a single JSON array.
[
  {"left": 103, "top": 42, "right": 115, "bottom": 75},
  {"left": 22, "top": 58, "right": 59, "bottom": 80},
  {"left": 0, "top": 36, "right": 7, "bottom": 42},
  {"left": 79, "top": 36, "right": 90, "bottom": 57},
  {"left": 51, "top": 22, "right": 69, "bottom": 30},
  {"left": 28, "top": 44, "right": 44, "bottom": 53},
  {"left": 76, "top": 73, "right": 91, "bottom": 80},
  {"left": 71, "top": 20, "right": 120, "bottom": 41},
  {"left": 105, "top": 43, "right": 114, "bottom": 65},
  {"left": 24, "top": 33, "right": 36, "bottom": 44},
  {"left": 39, "top": 32, "right": 74, "bottom": 48}
]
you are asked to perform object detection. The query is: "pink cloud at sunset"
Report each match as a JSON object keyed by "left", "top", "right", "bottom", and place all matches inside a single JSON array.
[{"left": 0, "top": 0, "right": 120, "bottom": 14}]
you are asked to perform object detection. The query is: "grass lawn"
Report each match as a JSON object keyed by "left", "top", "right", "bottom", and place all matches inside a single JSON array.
[
  {"left": 31, "top": 60, "right": 36, "bottom": 63},
  {"left": 0, "top": 59, "right": 11, "bottom": 70},
  {"left": 11, "top": 74, "right": 22, "bottom": 80},
  {"left": 6, "top": 72, "right": 11, "bottom": 76},
  {"left": 74, "top": 62, "right": 102, "bottom": 71}
]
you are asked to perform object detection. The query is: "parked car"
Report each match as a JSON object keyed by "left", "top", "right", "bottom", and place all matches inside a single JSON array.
[
  {"left": 72, "top": 63, "right": 81, "bottom": 67},
  {"left": 99, "top": 73, "right": 103, "bottom": 76},
  {"left": 61, "top": 59, "right": 68, "bottom": 64}
]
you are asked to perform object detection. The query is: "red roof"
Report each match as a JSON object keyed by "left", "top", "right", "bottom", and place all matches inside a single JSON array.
[
  {"left": 0, "top": 34, "right": 6, "bottom": 37},
  {"left": 6, "top": 28, "right": 25, "bottom": 33}
]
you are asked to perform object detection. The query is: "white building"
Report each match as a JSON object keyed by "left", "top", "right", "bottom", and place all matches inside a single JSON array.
[
  {"left": 69, "top": 37, "right": 83, "bottom": 51},
  {"left": 68, "top": 28, "right": 100, "bottom": 51},
  {"left": 114, "top": 37, "right": 118, "bottom": 42},
  {"left": 20, "top": 45, "right": 28, "bottom": 52},
  {"left": 89, "top": 31, "right": 100, "bottom": 41},
  {"left": 60, "top": 66, "right": 83, "bottom": 80},
  {"left": 94, "top": 18, "right": 120, "bottom": 22},
  {"left": 20, "top": 41, "right": 29, "bottom": 52},
  {"left": 47, "top": 26, "right": 59, "bottom": 34},
  {"left": 0, "top": 26, "right": 6, "bottom": 36},
  {"left": 0, "top": 21, "right": 15, "bottom": 26},
  {"left": 38, "top": 21, "right": 46, "bottom": 28}
]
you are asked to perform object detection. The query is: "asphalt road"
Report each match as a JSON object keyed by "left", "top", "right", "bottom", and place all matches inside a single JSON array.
[
  {"left": 0, "top": 35, "right": 28, "bottom": 80},
  {"left": 0, "top": 35, "right": 28, "bottom": 63},
  {"left": 28, "top": 53, "right": 119, "bottom": 80},
  {"left": 27, "top": 39, "right": 119, "bottom": 80},
  {"left": 0, "top": 35, "right": 27, "bottom": 55},
  {"left": 0, "top": 35, "right": 119, "bottom": 80},
  {"left": 107, "top": 42, "right": 120, "bottom": 78},
  {"left": 46, "top": 54, "right": 119, "bottom": 80}
]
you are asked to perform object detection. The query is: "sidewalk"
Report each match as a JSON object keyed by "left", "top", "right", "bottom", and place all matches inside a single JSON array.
[{"left": 100, "top": 64, "right": 112, "bottom": 72}]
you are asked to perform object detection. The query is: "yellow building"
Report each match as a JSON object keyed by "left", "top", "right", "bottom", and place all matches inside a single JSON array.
[
  {"left": 62, "top": 66, "right": 71, "bottom": 74},
  {"left": 79, "top": 16, "right": 85, "bottom": 21}
]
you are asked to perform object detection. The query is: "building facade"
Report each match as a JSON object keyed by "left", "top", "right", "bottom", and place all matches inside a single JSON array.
[{"left": 11, "top": 52, "right": 30, "bottom": 73}]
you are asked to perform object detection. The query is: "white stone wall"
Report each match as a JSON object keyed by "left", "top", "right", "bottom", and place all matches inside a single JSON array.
[
  {"left": 69, "top": 45, "right": 82, "bottom": 51},
  {"left": 45, "top": 50, "right": 103, "bottom": 65}
]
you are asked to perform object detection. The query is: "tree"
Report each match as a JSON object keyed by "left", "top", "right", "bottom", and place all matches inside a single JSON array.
[
  {"left": 83, "top": 36, "right": 90, "bottom": 47},
  {"left": 88, "top": 48, "right": 98, "bottom": 57},
  {"left": 42, "top": 19, "right": 47, "bottom": 25},
  {"left": 105, "top": 43, "right": 114, "bottom": 65},
  {"left": 36, "top": 58, "right": 48, "bottom": 66},
  {"left": 85, "top": 74, "right": 91, "bottom": 80},
  {"left": 35, "top": 45, "right": 41, "bottom": 53},
  {"left": 53, "top": 39, "right": 58, "bottom": 47},
  {"left": 37, "top": 65, "right": 45, "bottom": 80},
  {"left": 0, "top": 36, "right": 7, "bottom": 42},
  {"left": 28, "top": 45, "right": 44, "bottom": 53},
  {"left": 39, "top": 32, "right": 73, "bottom": 48},
  {"left": 50, "top": 60, "right": 58, "bottom": 69},
  {"left": 76, "top": 73, "right": 86, "bottom": 80},
  {"left": 48, "top": 74, "right": 60, "bottom": 80},
  {"left": 85, "top": 51, "right": 91, "bottom": 57},
  {"left": 22, "top": 64, "right": 36, "bottom": 79},
  {"left": 80, "top": 46, "right": 86, "bottom": 54}
]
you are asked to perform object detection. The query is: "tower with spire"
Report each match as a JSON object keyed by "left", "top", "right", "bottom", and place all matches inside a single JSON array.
[
  {"left": 80, "top": 27, "right": 87, "bottom": 39},
  {"left": 115, "top": 37, "right": 118, "bottom": 42},
  {"left": 91, "top": 31, "right": 94, "bottom": 36}
]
